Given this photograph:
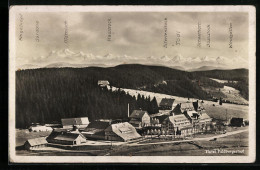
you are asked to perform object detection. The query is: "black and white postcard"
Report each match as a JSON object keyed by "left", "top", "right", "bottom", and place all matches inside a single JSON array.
[{"left": 9, "top": 6, "right": 256, "bottom": 163}]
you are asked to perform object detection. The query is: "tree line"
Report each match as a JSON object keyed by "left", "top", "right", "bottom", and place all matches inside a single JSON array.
[{"left": 16, "top": 68, "right": 159, "bottom": 128}]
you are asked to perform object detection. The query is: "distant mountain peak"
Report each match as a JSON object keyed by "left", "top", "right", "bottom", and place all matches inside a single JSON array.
[
  {"left": 17, "top": 48, "right": 248, "bottom": 70},
  {"left": 161, "top": 55, "right": 171, "bottom": 61},
  {"left": 147, "top": 56, "right": 156, "bottom": 60}
]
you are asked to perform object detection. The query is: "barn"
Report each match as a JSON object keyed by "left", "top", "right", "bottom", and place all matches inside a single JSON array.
[
  {"left": 61, "top": 117, "right": 89, "bottom": 130},
  {"left": 129, "top": 110, "right": 150, "bottom": 129},
  {"left": 46, "top": 130, "right": 87, "bottom": 145},
  {"left": 24, "top": 137, "right": 48, "bottom": 150},
  {"left": 105, "top": 122, "right": 142, "bottom": 142},
  {"left": 81, "top": 120, "right": 112, "bottom": 140}
]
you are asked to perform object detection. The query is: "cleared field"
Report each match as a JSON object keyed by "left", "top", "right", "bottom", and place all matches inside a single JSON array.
[
  {"left": 203, "top": 102, "right": 248, "bottom": 120},
  {"left": 110, "top": 86, "right": 249, "bottom": 120},
  {"left": 202, "top": 85, "right": 248, "bottom": 105}
]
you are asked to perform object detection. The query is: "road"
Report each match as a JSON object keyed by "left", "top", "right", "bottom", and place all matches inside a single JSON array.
[{"left": 127, "top": 128, "right": 248, "bottom": 146}]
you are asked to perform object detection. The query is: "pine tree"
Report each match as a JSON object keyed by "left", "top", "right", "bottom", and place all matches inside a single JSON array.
[
  {"left": 137, "top": 93, "right": 142, "bottom": 109},
  {"left": 149, "top": 96, "right": 159, "bottom": 114}
]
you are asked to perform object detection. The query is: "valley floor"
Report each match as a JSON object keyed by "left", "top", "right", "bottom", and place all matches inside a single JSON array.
[{"left": 16, "top": 126, "right": 248, "bottom": 156}]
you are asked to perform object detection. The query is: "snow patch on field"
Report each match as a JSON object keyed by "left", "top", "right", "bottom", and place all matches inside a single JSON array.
[
  {"left": 209, "top": 78, "right": 238, "bottom": 84},
  {"left": 108, "top": 85, "right": 248, "bottom": 120}
]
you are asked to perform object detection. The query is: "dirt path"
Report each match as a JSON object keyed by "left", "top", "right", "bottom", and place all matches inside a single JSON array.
[{"left": 127, "top": 129, "right": 248, "bottom": 146}]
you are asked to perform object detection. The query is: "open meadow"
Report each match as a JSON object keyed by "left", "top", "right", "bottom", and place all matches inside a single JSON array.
[{"left": 113, "top": 87, "right": 249, "bottom": 120}]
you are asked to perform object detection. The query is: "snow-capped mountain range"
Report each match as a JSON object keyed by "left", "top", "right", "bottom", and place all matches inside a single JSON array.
[{"left": 16, "top": 49, "right": 248, "bottom": 71}]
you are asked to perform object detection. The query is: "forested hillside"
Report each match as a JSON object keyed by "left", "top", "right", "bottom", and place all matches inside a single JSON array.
[
  {"left": 16, "top": 68, "right": 161, "bottom": 128},
  {"left": 16, "top": 64, "right": 248, "bottom": 128}
]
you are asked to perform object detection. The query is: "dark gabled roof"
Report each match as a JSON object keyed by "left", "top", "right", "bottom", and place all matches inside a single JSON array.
[
  {"left": 230, "top": 117, "right": 243, "bottom": 122},
  {"left": 159, "top": 98, "right": 175, "bottom": 107},
  {"left": 54, "top": 133, "right": 85, "bottom": 141},
  {"left": 172, "top": 104, "right": 182, "bottom": 115},
  {"left": 47, "top": 131, "right": 85, "bottom": 141},
  {"left": 83, "top": 121, "right": 111, "bottom": 131},
  {"left": 46, "top": 131, "right": 60, "bottom": 140},
  {"left": 129, "top": 110, "right": 148, "bottom": 119},
  {"left": 25, "top": 137, "right": 48, "bottom": 146}
]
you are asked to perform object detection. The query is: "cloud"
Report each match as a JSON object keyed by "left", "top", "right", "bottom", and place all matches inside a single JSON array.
[{"left": 15, "top": 11, "right": 249, "bottom": 69}]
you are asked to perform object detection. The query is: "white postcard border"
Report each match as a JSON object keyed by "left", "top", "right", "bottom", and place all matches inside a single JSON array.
[{"left": 9, "top": 5, "right": 256, "bottom": 163}]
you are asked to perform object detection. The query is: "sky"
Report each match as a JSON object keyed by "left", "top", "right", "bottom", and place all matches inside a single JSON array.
[{"left": 15, "top": 12, "right": 249, "bottom": 69}]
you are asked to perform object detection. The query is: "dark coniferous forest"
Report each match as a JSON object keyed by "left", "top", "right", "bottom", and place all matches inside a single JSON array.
[{"left": 16, "top": 64, "right": 248, "bottom": 128}]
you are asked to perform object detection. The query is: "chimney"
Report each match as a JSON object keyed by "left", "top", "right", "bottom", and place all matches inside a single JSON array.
[{"left": 128, "top": 103, "right": 130, "bottom": 117}]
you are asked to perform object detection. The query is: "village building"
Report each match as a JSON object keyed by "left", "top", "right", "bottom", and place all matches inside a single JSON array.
[
  {"left": 230, "top": 117, "right": 244, "bottom": 127},
  {"left": 129, "top": 110, "right": 151, "bottom": 129},
  {"left": 24, "top": 137, "right": 48, "bottom": 150},
  {"left": 150, "top": 117, "right": 160, "bottom": 127},
  {"left": 172, "top": 102, "right": 195, "bottom": 115},
  {"left": 149, "top": 110, "right": 172, "bottom": 118},
  {"left": 105, "top": 122, "right": 142, "bottom": 142},
  {"left": 98, "top": 80, "right": 110, "bottom": 87},
  {"left": 159, "top": 98, "right": 175, "bottom": 110},
  {"left": 28, "top": 125, "right": 53, "bottom": 132},
  {"left": 150, "top": 115, "right": 169, "bottom": 127},
  {"left": 198, "top": 110, "right": 212, "bottom": 125},
  {"left": 178, "top": 101, "right": 213, "bottom": 132},
  {"left": 81, "top": 119, "right": 112, "bottom": 140},
  {"left": 46, "top": 130, "right": 87, "bottom": 145},
  {"left": 162, "top": 113, "right": 193, "bottom": 136},
  {"left": 61, "top": 117, "right": 89, "bottom": 130}
]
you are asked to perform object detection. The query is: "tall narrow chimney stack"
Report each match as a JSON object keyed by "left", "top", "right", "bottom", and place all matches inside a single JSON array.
[{"left": 128, "top": 103, "right": 130, "bottom": 117}]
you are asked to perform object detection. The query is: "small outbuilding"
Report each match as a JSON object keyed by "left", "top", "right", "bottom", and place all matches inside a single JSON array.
[
  {"left": 24, "top": 137, "right": 48, "bottom": 150},
  {"left": 98, "top": 80, "right": 110, "bottom": 87},
  {"left": 105, "top": 122, "right": 141, "bottom": 142},
  {"left": 230, "top": 117, "right": 244, "bottom": 127}
]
